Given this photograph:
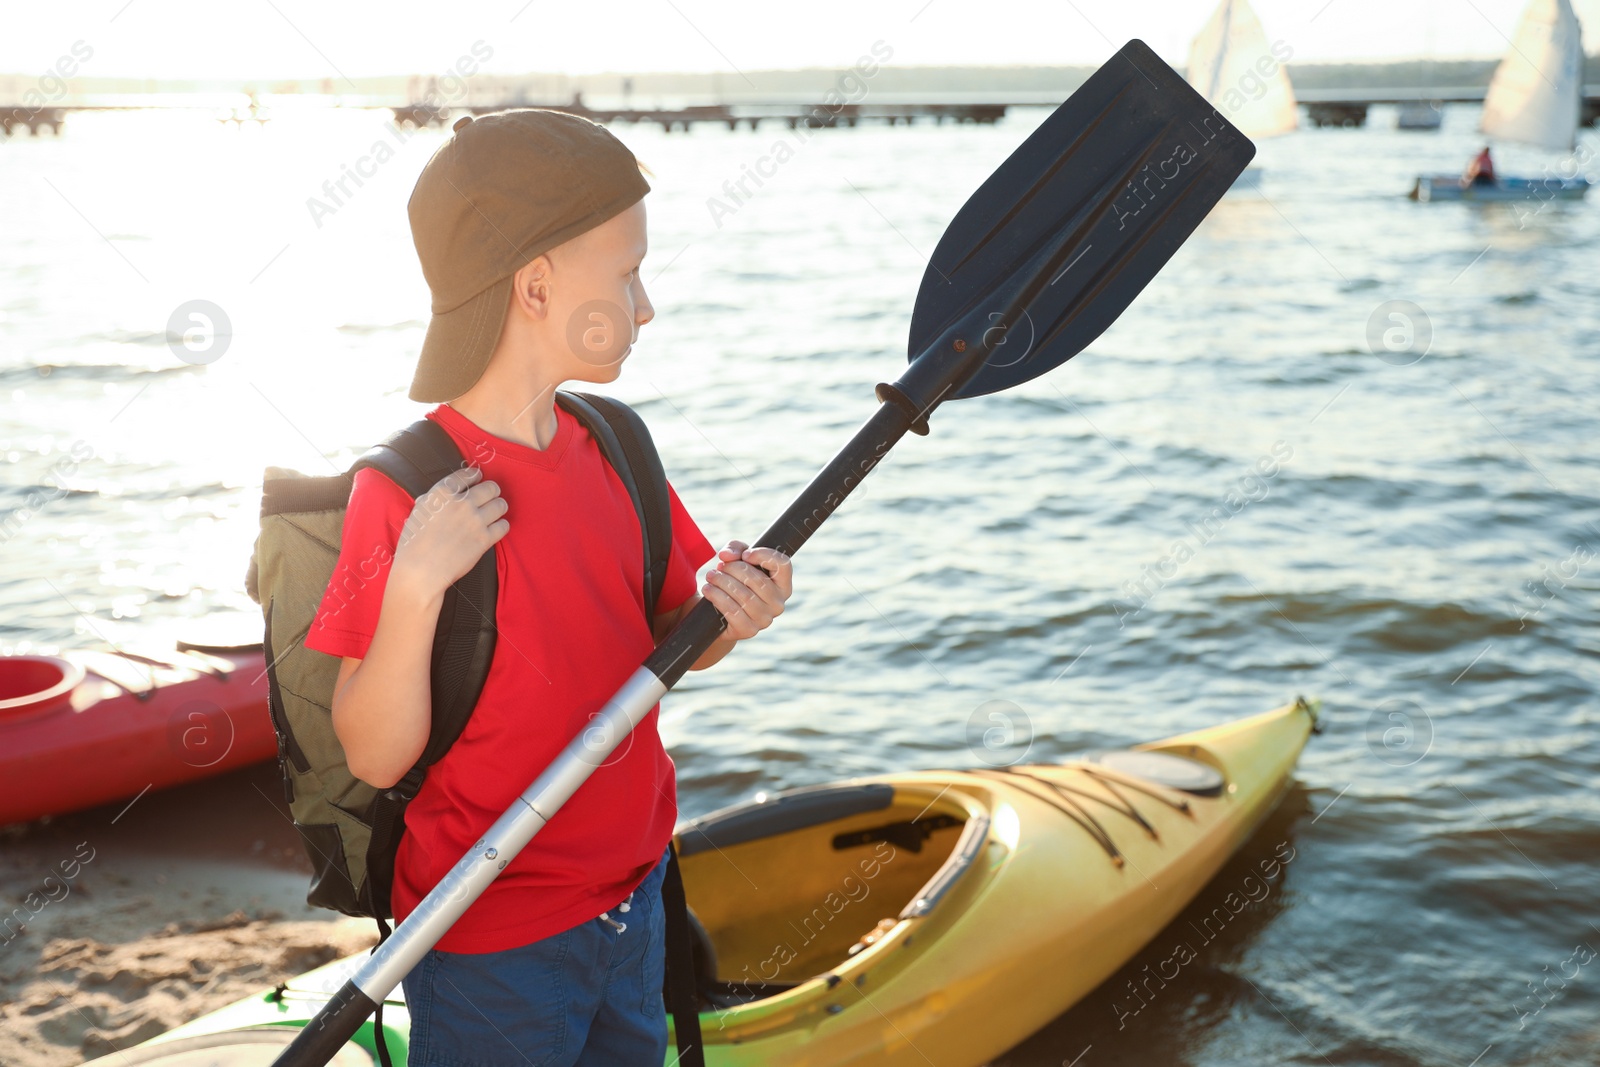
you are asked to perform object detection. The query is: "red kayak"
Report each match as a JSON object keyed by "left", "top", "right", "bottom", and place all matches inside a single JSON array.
[{"left": 0, "top": 638, "right": 276, "bottom": 825}]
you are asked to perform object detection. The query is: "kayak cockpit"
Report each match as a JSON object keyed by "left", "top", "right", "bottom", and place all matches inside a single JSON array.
[{"left": 673, "top": 781, "right": 990, "bottom": 1010}]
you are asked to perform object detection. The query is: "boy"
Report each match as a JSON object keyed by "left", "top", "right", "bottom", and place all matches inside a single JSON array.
[{"left": 303, "top": 109, "right": 794, "bottom": 1066}]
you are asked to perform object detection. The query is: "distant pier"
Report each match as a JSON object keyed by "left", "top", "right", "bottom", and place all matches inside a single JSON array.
[
  {"left": 6, "top": 87, "right": 1599, "bottom": 138},
  {"left": 0, "top": 106, "right": 66, "bottom": 136},
  {"left": 390, "top": 98, "right": 1008, "bottom": 132}
]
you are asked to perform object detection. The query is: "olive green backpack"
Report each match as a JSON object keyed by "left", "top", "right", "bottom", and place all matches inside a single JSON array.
[{"left": 244, "top": 391, "right": 672, "bottom": 922}]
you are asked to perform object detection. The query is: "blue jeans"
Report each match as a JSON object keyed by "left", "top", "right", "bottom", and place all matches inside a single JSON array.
[{"left": 402, "top": 845, "right": 671, "bottom": 1067}]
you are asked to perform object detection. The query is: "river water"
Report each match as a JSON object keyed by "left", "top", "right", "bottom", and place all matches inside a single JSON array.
[{"left": 2, "top": 101, "right": 1598, "bottom": 1065}]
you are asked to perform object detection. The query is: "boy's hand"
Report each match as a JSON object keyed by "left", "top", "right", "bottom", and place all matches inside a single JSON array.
[
  {"left": 393, "top": 466, "right": 509, "bottom": 598},
  {"left": 701, "top": 540, "right": 793, "bottom": 641}
]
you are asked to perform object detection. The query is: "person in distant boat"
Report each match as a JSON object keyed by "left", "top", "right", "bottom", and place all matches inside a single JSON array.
[{"left": 1462, "top": 145, "right": 1497, "bottom": 187}]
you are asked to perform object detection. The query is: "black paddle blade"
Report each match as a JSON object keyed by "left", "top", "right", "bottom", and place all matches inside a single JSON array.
[{"left": 906, "top": 40, "right": 1254, "bottom": 401}]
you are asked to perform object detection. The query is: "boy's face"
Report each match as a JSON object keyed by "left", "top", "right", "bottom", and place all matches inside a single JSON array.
[{"left": 545, "top": 198, "right": 652, "bottom": 382}]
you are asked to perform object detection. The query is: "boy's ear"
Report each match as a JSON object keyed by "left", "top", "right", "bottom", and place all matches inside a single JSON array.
[{"left": 510, "top": 255, "right": 553, "bottom": 320}]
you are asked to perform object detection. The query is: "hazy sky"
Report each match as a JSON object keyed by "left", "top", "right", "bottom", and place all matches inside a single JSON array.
[{"left": 4, "top": 0, "right": 1598, "bottom": 80}]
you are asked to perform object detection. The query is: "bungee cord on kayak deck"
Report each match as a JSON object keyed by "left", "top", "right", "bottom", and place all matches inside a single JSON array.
[
  {"left": 958, "top": 757, "right": 1211, "bottom": 869},
  {"left": 1018, "top": 768, "right": 1165, "bottom": 839},
  {"left": 79, "top": 643, "right": 239, "bottom": 700},
  {"left": 932, "top": 702, "right": 1320, "bottom": 884},
  {"left": 1077, "top": 764, "right": 1195, "bottom": 817},
  {"left": 963, "top": 767, "right": 1129, "bottom": 866}
]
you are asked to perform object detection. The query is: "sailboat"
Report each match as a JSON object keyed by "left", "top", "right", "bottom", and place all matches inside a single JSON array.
[
  {"left": 1410, "top": 0, "right": 1591, "bottom": 201},
  {"left": 1186, "top": 0, "right": 1297, "bottom": 190}
]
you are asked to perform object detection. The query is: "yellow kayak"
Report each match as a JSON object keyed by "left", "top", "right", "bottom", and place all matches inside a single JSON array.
[{"left": 121, "top": 698, "right": 1318, "bottom": 1066}]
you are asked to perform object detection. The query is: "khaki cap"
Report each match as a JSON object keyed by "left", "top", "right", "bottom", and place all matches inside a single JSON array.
[{"left": 406, "top": 109, "right": 650, "bottom": 403}]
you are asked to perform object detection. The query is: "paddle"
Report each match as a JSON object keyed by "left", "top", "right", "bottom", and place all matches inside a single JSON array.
[{"left": 273, "top": 39, "right": 1253, "bottom": 1067}]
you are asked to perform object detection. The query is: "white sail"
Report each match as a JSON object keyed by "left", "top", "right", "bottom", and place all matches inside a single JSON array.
[
  {"left": 1481, "top": 0, "right": 1583, "bottom": 151},
  {"left": 1185, "top": 0, "right": 1297, "bottom": 139}
]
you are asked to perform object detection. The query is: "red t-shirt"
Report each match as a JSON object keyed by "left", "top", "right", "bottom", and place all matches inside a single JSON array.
[{"left": 303, "top": 401, "right": 715, "bottom": 953}]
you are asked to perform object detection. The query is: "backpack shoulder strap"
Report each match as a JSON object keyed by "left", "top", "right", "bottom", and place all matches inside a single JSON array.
[
  {"left": 557, "top": 391, "right": 673, "bottom": 621},
  {"left": 660, "top": 840, "right": 707, "bottom": 1067},
  {"left": 350, "top": 417, "right": 498, "bottom": 782},
  {"left": 353, "top": 418, "right": 463, "bottom": 498}
]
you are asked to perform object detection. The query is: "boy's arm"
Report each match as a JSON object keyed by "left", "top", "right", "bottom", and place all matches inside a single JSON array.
[
  {"left": 328, "top": 568, "right": 447, "bottom": 788},
  {"left": 331, "top": 467, "right": 509, "bottom": 789}
]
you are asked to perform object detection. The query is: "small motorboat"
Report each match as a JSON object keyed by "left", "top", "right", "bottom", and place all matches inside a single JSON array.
[
  {"left": 1396, "top": 100, "right": 1444, "bottom": 131},
  {"left": 119, "top": 698, "right": 1319, "bottom": 1066},
  {"left": 0, "top": 636, "right": 274, "bottom": 825}
]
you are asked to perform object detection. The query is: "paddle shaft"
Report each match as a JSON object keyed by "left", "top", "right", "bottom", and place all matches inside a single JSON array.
[
  {"left": 647, "top": 380, "right": 946, "bottom": 686},
  {"left": 650, "top": 316, "right": 1007, "bottom": 693}
]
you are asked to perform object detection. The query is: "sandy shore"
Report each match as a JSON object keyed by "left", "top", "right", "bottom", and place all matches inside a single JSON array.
[{"left": 0, "top": 761, "right": 378, "bottom": 1066}]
